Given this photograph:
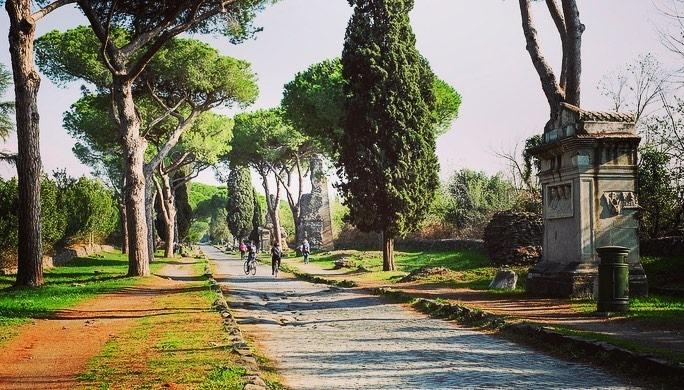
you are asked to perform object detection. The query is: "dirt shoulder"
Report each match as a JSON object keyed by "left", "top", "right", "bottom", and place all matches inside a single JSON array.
[{"left": 0, "top": 259, "right": 200, "bottom": 390}]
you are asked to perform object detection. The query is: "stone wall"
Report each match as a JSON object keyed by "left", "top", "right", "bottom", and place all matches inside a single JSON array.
[
  {"left": 0, "top": 243, "right": 116, "bottom": 275},
  {"left": 483, "top": 211, "right": 543, "bottom": 266},
  {"left": 298, "top": 156, "right": 334, "bottom": 250},
  {"left": 640, "top": 236, "right": 684, "bottom": 257}
]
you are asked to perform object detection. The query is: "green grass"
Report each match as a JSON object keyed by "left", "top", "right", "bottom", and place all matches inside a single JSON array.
[
  {"left": 0, "top": 251, "right": 171, "bottom": 346},
  {"left": 571, "top": 255, "right": 684, "bottom": 328},
  {"left": 573, "top": 294, "right": 684, "bottom": 328},
  {"left": 289, "top": 249, "right": 527, "bottom": 291},
  {"left": 551, "top": 324, "right": 684, "bottom": 363},
  {"left": 79, "top": 281, "right": 251, "bottom": 389}
]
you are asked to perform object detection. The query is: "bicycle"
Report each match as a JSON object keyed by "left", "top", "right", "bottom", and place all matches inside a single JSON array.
[{"left": 243, "top": 256, "right": 257, "bottom": 275}]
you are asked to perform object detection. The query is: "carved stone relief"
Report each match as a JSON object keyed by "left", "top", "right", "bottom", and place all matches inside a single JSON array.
[
  {"left": 602, "top": 191, "right": 639, "bottom": 215},
  {"left": 545, "top": 182, "right": 573, "bottom": 219}
]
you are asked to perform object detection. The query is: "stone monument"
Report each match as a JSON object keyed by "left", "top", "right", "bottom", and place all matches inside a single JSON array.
[
  {"left": 527, "top": 103, "right": 648, "bottom": 298},
  {"left": 298, "top": 155, "right": 335, "bottom": 251}
]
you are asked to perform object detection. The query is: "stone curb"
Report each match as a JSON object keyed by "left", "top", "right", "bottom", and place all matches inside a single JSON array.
[
  {"left": 373, "top": 287, "right": 684, "bottom": 386},
  {"left": 283, "top": 265, "right": 684, "bottom": 387},
  {"left": 205, "top": 263, "right": 269, "bottom": 390}
]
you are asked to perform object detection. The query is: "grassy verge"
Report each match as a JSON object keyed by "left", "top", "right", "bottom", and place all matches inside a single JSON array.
[
  {"left": 286, "top": 248, "right": 527, "bottom": 291},
  {"left": 549, "top": 324, "right": 684, "bottom": 363},
  {"left": 78, "top": 278, "right": 253, "bottom": 389},
  {"left": 572, "top": 294, "right": 684, "bottom": 329},
  {"left": 0, "top": 251, "right": 170, "bottom": 346}
]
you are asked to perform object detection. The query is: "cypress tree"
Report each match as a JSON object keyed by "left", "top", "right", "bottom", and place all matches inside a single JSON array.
[
  {"left": 340, "top": 0, "right": 439, "bottom": 271},
  {"left": 226, "top": 165, "right": 255, "bottom": 241}
]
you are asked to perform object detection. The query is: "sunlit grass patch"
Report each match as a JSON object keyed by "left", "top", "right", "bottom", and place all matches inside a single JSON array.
[
  {"left": 79, "top": 281, "right": 251, "bottom": 389},
  {"left": 288, "top": 248, "right": 527, "bottom": 291}
]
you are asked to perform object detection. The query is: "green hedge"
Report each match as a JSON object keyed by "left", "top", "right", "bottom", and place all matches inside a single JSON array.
[{"left": 0, "top": 175, "right": 118, "bottom": 266}]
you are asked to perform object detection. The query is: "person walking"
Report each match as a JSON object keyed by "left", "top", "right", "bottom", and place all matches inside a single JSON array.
[
  {"left": 239, "top": 240, "right": 247, "bottom": 260},
  {"left": 301, "top": 238, "right": 311, "bottom": 264},
  {"left": 270, "top": 241, "right": 282, "bottom": 277}
]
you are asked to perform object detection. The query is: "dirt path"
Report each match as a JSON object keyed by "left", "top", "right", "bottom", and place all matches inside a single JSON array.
[
  {"left": 205, "top": 246, "right": 632, "bottom": 389},
  {"left": 0, "top": 259, "right": 198, "bottom": 390}
]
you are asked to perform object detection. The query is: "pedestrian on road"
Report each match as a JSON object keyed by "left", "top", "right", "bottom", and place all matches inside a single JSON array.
[
  {"left": 301, "top": 238, "right": 310, "bottom": 264},
  {"left": 271, "top": 242, "right": 282, "bottom": 277},
  {"left": 239, "top": 240, "right": 247, "bottom": 260}
]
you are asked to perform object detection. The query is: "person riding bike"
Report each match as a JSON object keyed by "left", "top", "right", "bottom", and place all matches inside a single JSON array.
[{"left": 247, "top": 241, "right": 257, "bottom": 262}]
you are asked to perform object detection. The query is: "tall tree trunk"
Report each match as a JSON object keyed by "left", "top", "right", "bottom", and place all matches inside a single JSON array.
[
  {"left": 519, "top": 0, "right": 565, "bottom": 125},
  {"left": 7, "top": 0, "right": 44, "bottom": 287},
  {"left": 159, "top": 172, "right": 176, "bottom": 258},
  {"left": 269, "top": 198, "right": 282, "bottom": 247},
  {"left": 113, "top": 77, "right": 149, "bottom": 276},
  {"left": 119, "top": 201, "right": 128, "bottom": 254},
  {"left": 560, "top": 0, "right": 583, "bottom": 107},
  {"left": 382, "top": 230, "right": 395, "bottom": 271},
  {"left": 290, "top": 205, "right": 302, "bottom": 244},
  {"left": 144, "top": 171, "right": 156, "bottom": 263}
]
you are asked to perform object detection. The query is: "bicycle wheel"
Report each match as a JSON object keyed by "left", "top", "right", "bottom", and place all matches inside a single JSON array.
[
  {"left": 250, "top": 261, "right": 257, "bottom": 275},
  {"left": 243, "top": 260, "right": 250, "bottom": 275}
]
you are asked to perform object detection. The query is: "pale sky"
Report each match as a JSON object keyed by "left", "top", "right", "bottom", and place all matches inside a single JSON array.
[{"left": 0, "top": 0, "right": 679, "bottom": 186}]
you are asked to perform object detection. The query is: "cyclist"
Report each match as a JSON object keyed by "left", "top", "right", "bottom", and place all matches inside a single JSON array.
[
  {"left": 271, "top": 242, "right": 282, "bottom": 277},
  {"left": 247, "top": 241, "right": 257, "bottom": 263}
]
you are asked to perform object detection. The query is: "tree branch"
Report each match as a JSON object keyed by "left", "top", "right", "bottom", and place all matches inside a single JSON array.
[
  {"left": 31, "top": 0, "right": 76, "bottom": 22},
  {"left": 545, "top": 0, "right": 568, "bottom": 88},
  {"left": 519, "top": 0, "right": 565, "bottom": 122},
  {"left": 560, "top": 0, "right": 584, "bottom": 107}
]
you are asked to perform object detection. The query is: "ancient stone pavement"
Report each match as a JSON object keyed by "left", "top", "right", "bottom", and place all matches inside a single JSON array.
[{"left": 202, "top": 246, "right": 633, "bottom": 390}]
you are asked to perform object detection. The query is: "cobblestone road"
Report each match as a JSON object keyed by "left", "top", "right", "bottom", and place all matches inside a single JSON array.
[{"left": 203, "top": 246, "right": 632, "bottom": 390}]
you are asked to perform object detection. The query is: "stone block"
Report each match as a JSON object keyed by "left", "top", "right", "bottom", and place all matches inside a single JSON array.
[{"left": 489, "top": 268, "right": 518, "bottom": 290}]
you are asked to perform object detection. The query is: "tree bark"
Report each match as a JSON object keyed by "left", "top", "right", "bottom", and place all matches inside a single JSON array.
[
  {"left": 144, "top": 170, "right": 156, "bottom": 263},
  {"left": 119, "top": 201, "right": 128, "bottom": 254},
  {"left": 519, "top": 0, "right": 565, "bottom": 124},
  {"left": 158, "top": 171, "right": 176, "bottom": 258},
  {"left": 7, "top": 0, "right": 44, "bottom": 287},
  {"left": 113, "top": 77, "right": 150, "bottom": 276},
  {"left": 545, "top": 0, "right": 567, "bottom": 89},
  {"left": 560, "top": 0, "right": 584, "bottom": 107},
  {"left": 382, "top": 230, "right": 395, "bottom": 272}
]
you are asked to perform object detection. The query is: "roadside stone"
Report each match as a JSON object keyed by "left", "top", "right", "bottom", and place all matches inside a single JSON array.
[
  {"left": 333, "top": 258, "right": 357, "bottom": 269},
  {"left": 489, "top": 268, "right": 518, "bottom": 290}
]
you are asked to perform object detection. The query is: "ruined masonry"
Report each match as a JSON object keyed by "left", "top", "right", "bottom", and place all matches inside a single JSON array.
[
  {"left": 528, "top": 103, "right": 648, "bottom": 298},
  {"left": 298, "top": 155, "right": 334, "bottom": 251}
]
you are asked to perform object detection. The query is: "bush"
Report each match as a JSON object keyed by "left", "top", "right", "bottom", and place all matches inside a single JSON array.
[
  {"left": 444, "top": 169, "right": 517, "bottom": 238},
  {"left": 0, "top": 177, "right": 68, "bottom": 267},
  {"left": 59, "top": 176, "right": 118, "bottom": 243},
  {"left": 0, "top": 175, "right": 118, "bottom": 268}
]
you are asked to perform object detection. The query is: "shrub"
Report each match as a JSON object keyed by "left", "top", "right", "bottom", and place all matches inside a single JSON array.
[
  {"left": 59, "top": 176, "right": 118, "bottom": 243},
  {"left": 444, "top": 169, "right": 517, "bottom": 237},
  {"left": 0, "top": 175, "right": 118, "bottom": 268}
]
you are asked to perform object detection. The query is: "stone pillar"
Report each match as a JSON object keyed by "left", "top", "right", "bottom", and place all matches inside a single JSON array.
[
  {"left": 298, "top": 155, "right": 335, "bottom": 251},
  {"left": 527, "top": 103, "right": 648, "bottom": 298}
]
